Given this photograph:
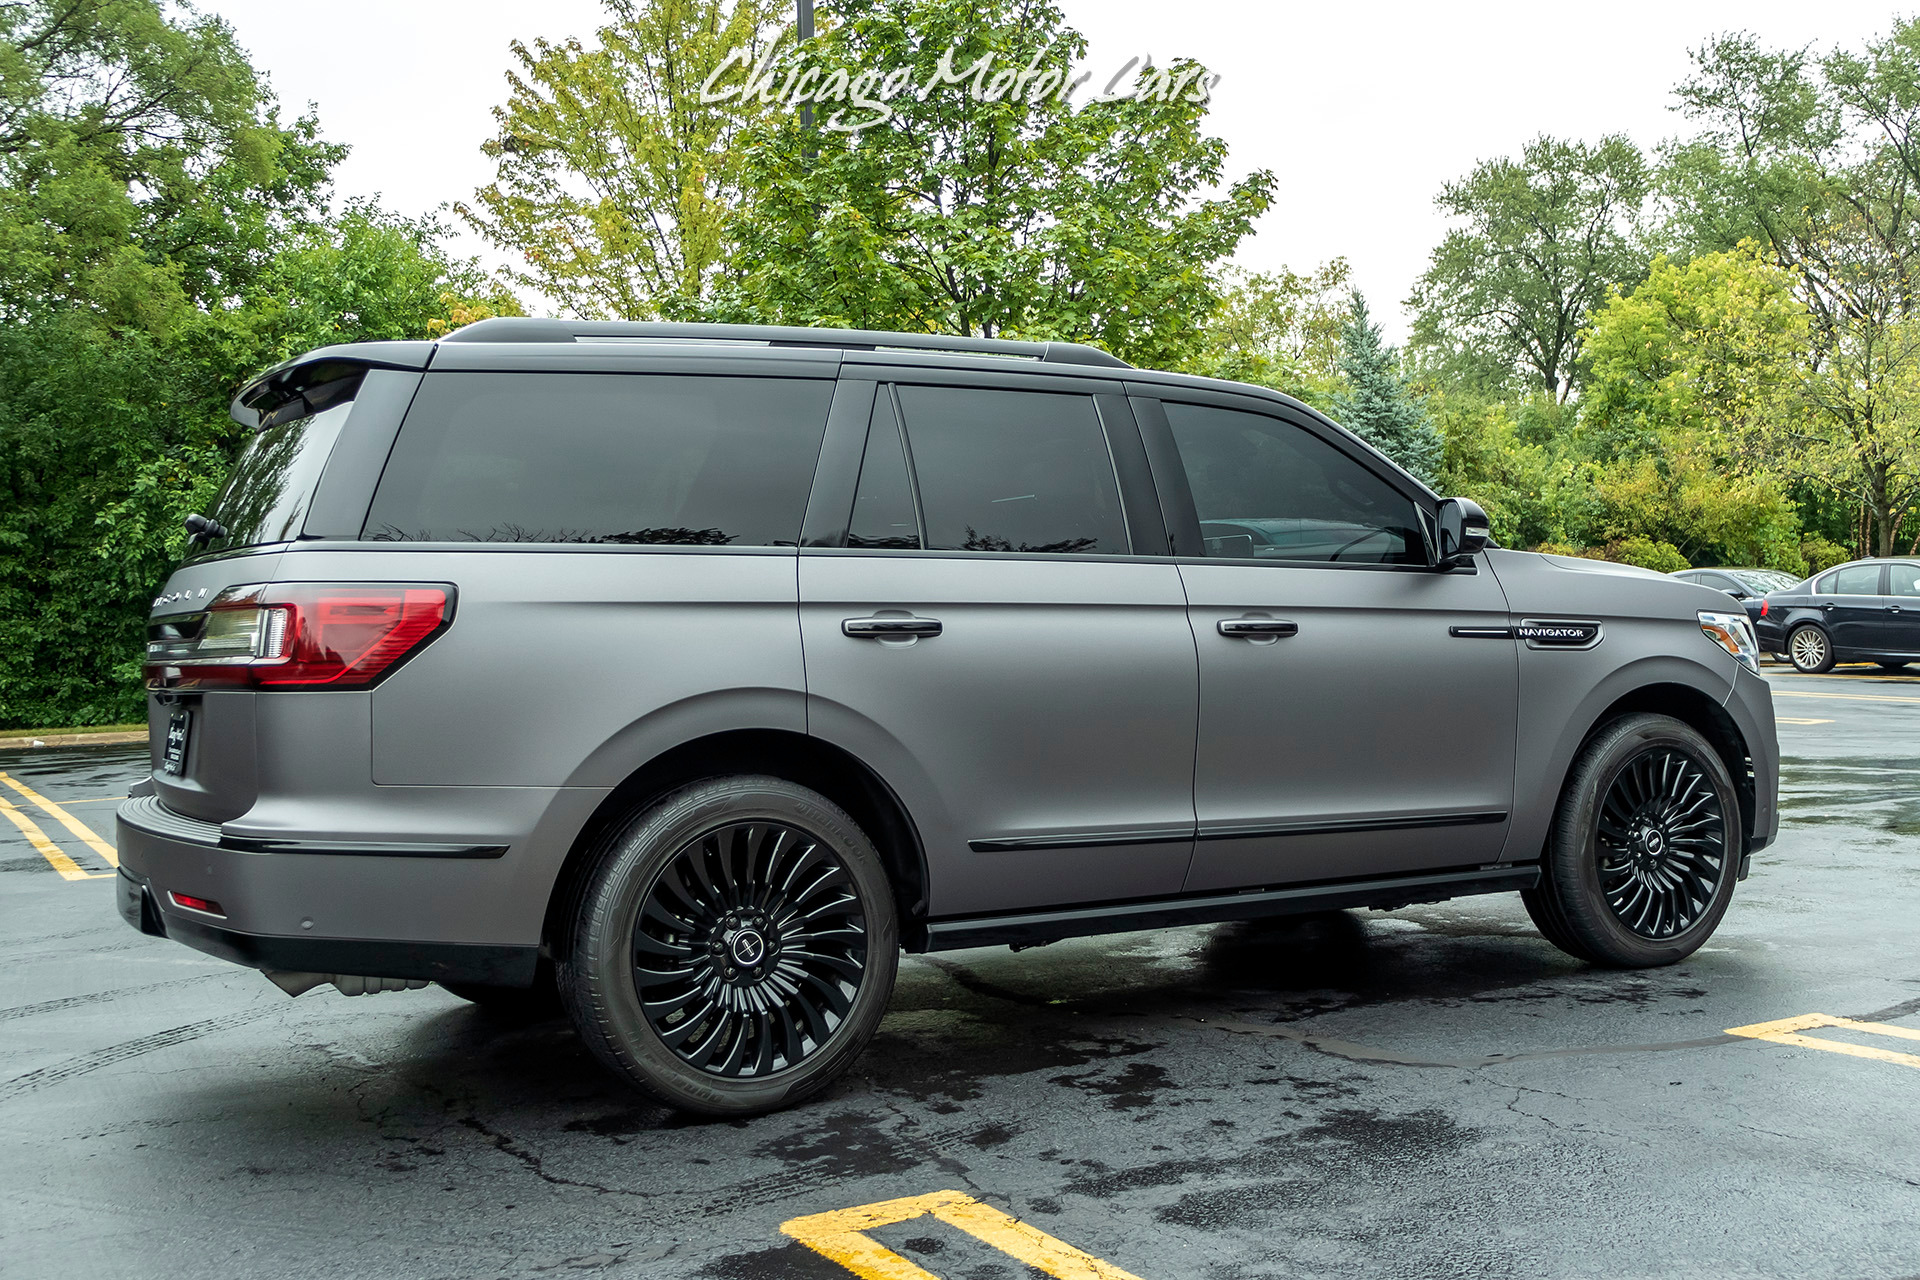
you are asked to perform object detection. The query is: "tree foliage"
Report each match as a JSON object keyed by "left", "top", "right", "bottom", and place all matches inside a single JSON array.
[
  {"left": 1327, "top": 293, "right": 1442, "bottom": 485},
  {"left": 716, "top": 0, "right": 1274, "bottom": 368},
  {"left": 0, "top": 0, "right": 511, "bottom": 727},
  {"left": 1179, "top": 260, "right": 1351, "bottom": 406},
  {"left": 458, "top": 0, "right": 780, "bottom": 319},
  {"left": 1408, "top": 134, "right": 1653, "bottom": 400}
]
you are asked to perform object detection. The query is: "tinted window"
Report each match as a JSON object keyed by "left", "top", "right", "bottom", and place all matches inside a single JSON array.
[
  {"left": 895, "top": 386, "right": 1127, "bottom": 555},
  {"left": 1888, "top": 562, "right": 1920, "bottom": 598},
  {"left": 363, "top": 373, "right": 833, "bottom": 546},
  {"left": 847, "top": 391, "right": 920, "bottom": 549},
  {"left": 1162, "top": 402, "right": 1422, "bottom": 564},
  {"left": 1818, "top": 565, "right": 1882, "bottom": 596},
  {"left": 205, "top": 401, "right": 353, "bottom": 551},
  {"left": 1700, "top": 573, "right": 1743, "bottom": 593}
]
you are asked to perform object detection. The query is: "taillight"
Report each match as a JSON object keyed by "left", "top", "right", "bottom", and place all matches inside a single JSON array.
[
  {"left": 146, "top": 583, "right": 453, "bottom": 691},
  {"left": 1759, "top": 599, "right": 1769, "bottom": 617}
]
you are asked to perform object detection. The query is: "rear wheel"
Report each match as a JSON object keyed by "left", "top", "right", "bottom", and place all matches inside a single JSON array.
[
  {"left": 558, "top": 776, "right": 897, "bottom": 1116},
  {"left": 1788, "top": 624, "right": 1835, "bottom": 673},
  {"left": 1524, "top": 713, "right": 1741, "bottom": 967}
]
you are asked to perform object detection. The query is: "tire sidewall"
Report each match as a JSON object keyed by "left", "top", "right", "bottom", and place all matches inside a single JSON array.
[
  {"left": 561, "top": 777, "right": 898, "bottom": 1115},
  {"left": 1551, "top": 715, "right": 1743, "bottom": 966},
  {"left": 1789, "top": 624, "right": 1833, "bottom": 673}
]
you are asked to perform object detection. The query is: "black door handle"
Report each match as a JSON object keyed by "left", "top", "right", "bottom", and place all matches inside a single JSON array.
[
  {"left": 843, "top": 616, "right": 942, "bottom": 639},
  {"left": 1218, "top": 619, "right": 1299, "bottom": 638}
]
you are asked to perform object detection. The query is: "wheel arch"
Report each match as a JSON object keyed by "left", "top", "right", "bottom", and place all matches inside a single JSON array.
[
  {"left": 1570, "top": 683, "right": 1757, "bottom": 857},
  {"left": 540, "top": 729, "right": 930, "bottom": 958}
]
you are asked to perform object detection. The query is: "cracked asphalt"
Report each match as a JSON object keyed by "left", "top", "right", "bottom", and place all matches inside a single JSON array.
[{"left": 3, "top": 665, "right": 1919, "bottom": 1279}]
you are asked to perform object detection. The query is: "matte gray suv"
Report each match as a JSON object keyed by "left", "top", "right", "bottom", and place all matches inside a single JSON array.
[{"left": 118, "top": 319, "right": 1780, "bottom": 1114}]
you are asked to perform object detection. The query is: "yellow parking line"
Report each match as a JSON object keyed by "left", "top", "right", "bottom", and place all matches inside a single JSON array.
[
  {"left": 1771, "top": 690, "right": 1920, "bottom": 705},
  {"left": 783, "top": 1190, "right": 1144, "bottom": 1280},
  {"left": 1726, "top": 1013, "right": 1920, "bottom": 1070},
  {"left": 0, "top": 797, "right": 107, "bottom": 880},
  {"left": 0, "top": 771, "right": 117, "bottom": 867}
]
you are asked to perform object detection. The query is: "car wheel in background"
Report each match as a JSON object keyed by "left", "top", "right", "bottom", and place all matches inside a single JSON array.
[
  {"left": 1788, "top": 624, "right": 1836, "bottom": 674},
  {"left": 558, "top": 776, "right": 898, "bottom": 1116},
  {"left": 1524, "top": 713, "right": 1742, "bottom": 968},
  {"left": 1877, "top": 660, "right": 1911, "bottom": 671}
]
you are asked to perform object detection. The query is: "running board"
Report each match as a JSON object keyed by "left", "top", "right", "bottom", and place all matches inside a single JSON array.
[{"left": 909, "top": 866, "right": 1541, "bottom": 953}]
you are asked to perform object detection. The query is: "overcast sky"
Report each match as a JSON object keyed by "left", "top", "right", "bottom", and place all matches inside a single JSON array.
[{"left": 207, "top": 1, "right": 1897, "bottom": 340}]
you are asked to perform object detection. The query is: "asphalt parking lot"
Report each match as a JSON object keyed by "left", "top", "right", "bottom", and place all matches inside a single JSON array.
[{"left": 3, "top": 667, "right": 1919, "bottom": 1280}]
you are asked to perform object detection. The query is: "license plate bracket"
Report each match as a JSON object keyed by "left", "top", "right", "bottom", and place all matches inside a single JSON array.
[{"left": 160, "top": 708, "right": 192, "bottom": 776}]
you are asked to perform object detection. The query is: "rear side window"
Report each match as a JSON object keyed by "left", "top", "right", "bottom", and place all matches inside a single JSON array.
[
  {"left": 894, "top": 385, "right": 1128, "bottom": 555},
  {"left": 204, "top": 401, "right": 353, "bottom": 551},
  {"left": 363, "top": 373, "right": 833, "bottom": 546},
  {"left": 1887, "top": 563, "right": 1920, "bottom": 597},
  {"left": 1162, "top": 402, "right": 1422, "bottom": 565},
  {"left": 1817, "top": 565, "right": 1883, "bottom": 596}
]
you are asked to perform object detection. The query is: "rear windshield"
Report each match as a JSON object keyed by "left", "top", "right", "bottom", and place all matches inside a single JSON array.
[
  {"left": 202, "top": 400, "right": 354, "bottom": 552},
  {"left": 362, "top": 373, "right": 834, "bottom": 547}
]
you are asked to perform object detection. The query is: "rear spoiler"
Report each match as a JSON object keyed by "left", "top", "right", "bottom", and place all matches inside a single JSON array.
[{"left": 230, "top": 341, "right": 435, "bottom": 431}]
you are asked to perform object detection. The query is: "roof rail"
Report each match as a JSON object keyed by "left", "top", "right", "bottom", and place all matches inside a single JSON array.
[{"left": 437, "top": 317, "right": 1132, "bottom": 369}]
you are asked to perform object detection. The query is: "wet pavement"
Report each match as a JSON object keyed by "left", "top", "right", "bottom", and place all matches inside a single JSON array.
[{"left": 3, "top": 666, "right": 1918, "bottom": 1279}]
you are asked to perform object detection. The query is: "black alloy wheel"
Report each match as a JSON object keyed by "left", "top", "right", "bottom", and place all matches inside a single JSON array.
[
  {"left": 633, "top": 820, "right": 867, "bottom": 1078},
  {"left": 560, "top": 776, "right": 897, "bottom": 1115},
  {"left": 1592, "top": 747, "right": 1728, "bottom": 940},
  {"left": 1524, "top": 713, "right": 1743, "bottom": 967}
]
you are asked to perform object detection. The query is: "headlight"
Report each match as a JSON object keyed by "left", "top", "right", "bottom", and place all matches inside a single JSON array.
[{"left": 1699, "top": 611, "right": 1761, "bottom": 673}]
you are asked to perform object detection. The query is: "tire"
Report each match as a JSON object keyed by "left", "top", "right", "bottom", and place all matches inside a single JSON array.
[
  {"left": 1877, "top": 661, "right": 1911, "bottom": 672},
  {"left": 1523, "top": 713, "right": 1742, "bottom": 968},
  {"left": 557, "top": 776, "right": 898, "bottom": 1116},
  {"left": 1788, "top": 624, "right": 1835, "bottom": 673},
  {"left": 442, "top": 966, "right": 563, "bottom": 1021}
]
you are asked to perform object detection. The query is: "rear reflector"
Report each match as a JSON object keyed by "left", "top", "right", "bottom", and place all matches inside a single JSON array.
[
  {"left": 147, "top": 583, "right": 453, "bottom": 691},
  {"left": 167, "top": 890, "right": 224, "bottom": 916}
]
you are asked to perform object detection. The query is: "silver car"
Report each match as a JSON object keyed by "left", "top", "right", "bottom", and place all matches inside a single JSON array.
[{"left": 119, "top": 319, "right": 1780, "bottom": 1114}]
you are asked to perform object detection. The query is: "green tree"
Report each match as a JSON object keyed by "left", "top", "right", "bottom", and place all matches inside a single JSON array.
[
  {"left": 1181, "top": 260, "right": 1351, "bottom": 406},
  {"left": 459, "top": 0, "right": 780, "bottom": 319},
  {"left": 1328, "top": 293, "right": 1442, "bottom": 485},
  {"left": 718, "top": 0, "right": 1274, "bottom": 368},
  {"left": 0, "top": 1, "right": 511, "bottom": 727},
  {"left": 1408, "top": 134, "right": 1653, "bottom": 400}
]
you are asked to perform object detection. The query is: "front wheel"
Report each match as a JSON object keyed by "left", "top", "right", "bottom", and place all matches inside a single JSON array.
[
  {"left": 1788, "top": 624, "right": 1835, "bottom": 673},
  {"left": 558, "top": 776, "right": 898, "bottom": 1116},
  {"left": 1524, "top": 713, "right": 1742, "bottom": 967}
]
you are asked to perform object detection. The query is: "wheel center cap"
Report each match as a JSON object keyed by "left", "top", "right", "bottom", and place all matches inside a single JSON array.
[
  {"left": 729, "top": 928, "right": 767, "bottom": 967},
  {"left": 1644, "top": 828, "right": 1665, "bottom": 856}
]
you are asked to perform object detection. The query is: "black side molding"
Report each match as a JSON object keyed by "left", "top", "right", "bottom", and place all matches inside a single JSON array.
[
  {"left": 969, "top": 827, "right": 1194, "bottom": 853},
  {"left": 907, "top": 865, "right": 1541, "bottom": 953},
  {"left": 1196, "top": 811, "right": 1507, "bottom": 842},
  {"left": 1450, "top": 626, "right": 1515, "bottom": 639}
]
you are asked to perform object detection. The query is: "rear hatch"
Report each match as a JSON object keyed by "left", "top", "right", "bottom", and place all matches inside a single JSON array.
[{"left": 143, "top": 361, "right": 387, "bottom": 821}]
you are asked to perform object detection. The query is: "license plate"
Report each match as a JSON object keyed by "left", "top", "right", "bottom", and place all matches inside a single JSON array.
[{"left": 160, "top": 708, "right": 191, "bottom": 776}]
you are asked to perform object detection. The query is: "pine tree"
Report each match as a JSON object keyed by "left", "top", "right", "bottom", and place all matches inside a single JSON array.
[{"left": 1330, "top": 292, "right": 1444, "bottom": 486}]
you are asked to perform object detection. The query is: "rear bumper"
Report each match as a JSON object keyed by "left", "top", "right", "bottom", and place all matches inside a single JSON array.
[{"left": 115, "top": 796, "right": 540, "bottom": 985}]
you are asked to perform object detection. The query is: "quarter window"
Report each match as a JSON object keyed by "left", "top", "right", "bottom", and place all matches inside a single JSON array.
[
  {"left": 1817, "top": 565, "right": 1883, "bottom": 596},
  {"left": 894, "top": 386, "right": 1128, "bottom": 555},
  {"left": 363, "top": 373, "right": 833, "bottom": 546},
  {"left": 1161, "top": 402, "right": 1422, "bottom": 564},
  {"left": 846, "top": 391, "right": 921, "bottom": 550}
]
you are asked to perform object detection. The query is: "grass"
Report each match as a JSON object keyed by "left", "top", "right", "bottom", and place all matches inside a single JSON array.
[{"left": 0, "top": 722, "right": 146, "bottom": 739}]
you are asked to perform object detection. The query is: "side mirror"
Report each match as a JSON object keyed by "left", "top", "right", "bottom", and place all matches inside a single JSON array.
[{"left": 1434, "top": 498, "right": 1490, "bottom": 569}]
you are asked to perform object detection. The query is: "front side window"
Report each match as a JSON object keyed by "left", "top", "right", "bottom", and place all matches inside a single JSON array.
[
  {"left": 1887, "top": 562, "right": 1920, "bottom": 598},
  {"left": 363, "top": 373, "right": 833, "bottom": 546},
  {"left": 894, "top": 385, "right": 1128, "bottom": 555},
  {"left": 1817, "top": 564, "right": 1883, "bottom": 596},
  {"left": 1162, "top": 402, "right": 1422, "bottom": 565}
]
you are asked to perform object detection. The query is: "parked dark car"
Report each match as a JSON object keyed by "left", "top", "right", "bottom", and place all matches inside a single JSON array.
[
  {"left": 1670, "top": 567, "right": 1804, "bottom": 654},
  {"left": 1757, "top": 558, "right": 1920, "bottom": 673}
]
